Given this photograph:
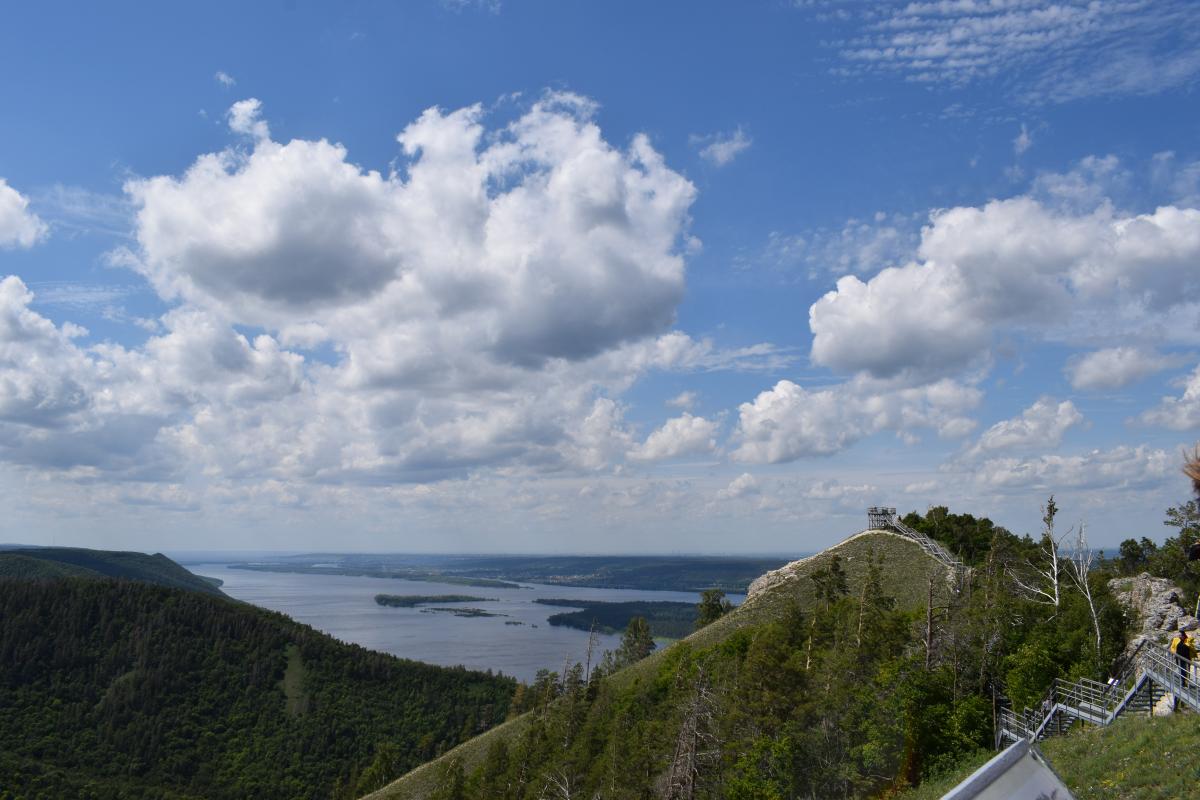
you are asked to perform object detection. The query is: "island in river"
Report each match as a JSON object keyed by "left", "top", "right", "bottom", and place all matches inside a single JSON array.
[{"left": 375, "top": 593, "right": 495, "bottom": 607}]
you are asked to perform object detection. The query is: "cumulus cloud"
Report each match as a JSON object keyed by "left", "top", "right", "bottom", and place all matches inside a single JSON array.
[
  {"left": 693, "top": 127, "right": 751, "bottom": 167},
  {"left": 731, "top": 376, "right": 980, "bottom": 463},
  {"left": 809, "top": 197, "right": 1200, "bottom": 382},
  {"left": 628, "top": 413, "right": 717, "bottom": 462},
  {"left": 214, "top": 71, "right": 236, "bottom": 87},
  {"left": 972, "top": 445, "right": 1172, "bottom": 493},
  {"left": 0, "top": 179, "right": 48, "bottom": 249},
  {"left": 965, "top": 398, "right": 1083, "bottom": 459},
  {"left": 0, "top": 94, "right": 736, "bottom": 494},
  {"left": 1139, "top": 365, "right": 1200, "bottom": 430},
  {"left": 226, "top": 98, "right": 269, "bottom": 139},
  {"left": 0, "top": 276, "right": 92, "bottom": 429},
  {"left": 1067, "top": 346, "right": 1180, "bottom": 391},
  {"left": 716, "top": 472, "right": 759, "bottom": 501},
  {"left": 126, "top": 94, "right": 695, "bottom": 368}
]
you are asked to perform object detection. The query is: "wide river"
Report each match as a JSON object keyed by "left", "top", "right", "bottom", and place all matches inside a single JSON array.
[{"left": 193, "top": 563, "right": 744, "bottom": 683}]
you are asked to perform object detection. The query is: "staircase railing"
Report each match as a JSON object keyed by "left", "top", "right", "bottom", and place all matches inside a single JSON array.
[
  {"left": 865, "top": 507, "right": 967, "bottom": 577},
  {"left": 996, "top": 640, "right": 1198, "bottom": 747}
]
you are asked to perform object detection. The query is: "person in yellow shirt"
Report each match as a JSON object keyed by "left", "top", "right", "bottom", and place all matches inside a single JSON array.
[{"left": 1171, "top": 630, "right": 1193, "bottom": 688}]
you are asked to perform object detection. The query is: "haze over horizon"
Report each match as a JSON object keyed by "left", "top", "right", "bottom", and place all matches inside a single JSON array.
[{"left": 2, "top": 1, "right": 1200, "bottom": 554}]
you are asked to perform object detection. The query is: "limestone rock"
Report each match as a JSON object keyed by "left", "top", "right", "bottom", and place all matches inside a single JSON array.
[{"left": 1109, "top": 572, "right": 1200, "bottom": 650}]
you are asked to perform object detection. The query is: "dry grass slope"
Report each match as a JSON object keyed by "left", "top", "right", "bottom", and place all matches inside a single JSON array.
[{"left": 363, "top": 529, "right": 954, "bottom": 800}]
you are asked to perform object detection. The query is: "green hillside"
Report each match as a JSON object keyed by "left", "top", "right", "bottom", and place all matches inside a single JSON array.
[
  {"left": 0, "top": 546, "right": 226, "bottom": 597},
  {"left": 367, "top": 528, "right": 959, "bottom": 800},
  {"left": 0, "top": 577, "right": 516, "bottom": 800}
]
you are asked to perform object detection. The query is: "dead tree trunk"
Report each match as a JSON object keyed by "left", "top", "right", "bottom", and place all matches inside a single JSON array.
[{"left": 664, "top": 669, "right": 719, "bottom": 800}]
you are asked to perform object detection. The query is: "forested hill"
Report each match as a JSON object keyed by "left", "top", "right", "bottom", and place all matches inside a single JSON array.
[
  {"left": 0, "top": 546, "right": 225, "bottom": 597},
  {"left": 0, "top": 577, "right": 516, "bottom": 800},
  {"left": 368, "top": 527, "right": 965, "bottom": 800},
  {"left": 370, "top": 502, "right": 1147, "bottom": 800}
]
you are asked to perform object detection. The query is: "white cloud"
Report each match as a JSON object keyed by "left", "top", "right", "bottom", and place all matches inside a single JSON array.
[
  {"left": 1151, "top": 151, "right": 1200, "bottom": 209},
  {"left": 0, "top": 179, "right": 48, "bottom": 249},
  {"left": 1031, "top": 155, "right": 1131, "bottom": 211},
  {"left": 809, "top": 196, "right": 1200, "bottom": 382},
  {"left": 226, "top": 98, "right": 269, "bottom": 139},
  {"left": 716, "top": 472, "right": 759, "bottom": 501},
  {"left": 972, "top": 445, "right": 1172, "bottom": 493},
  {"left": 802, "top": 479, "right": 875, "bottom": 503},
  {"left": 127, "top": 94, "right": 695, "bottom": 368},
  {"left": 1067, "top": 346, "right": 1180, "bottom": 391},
  {"left": 1014, "top": 124, "right": 1033, "bottom": 156},
  {"left": 731, "top": 376, "right": 980, "bottom": 463},
  {"left": 694, "top": 127, "right": 752, "bottom": 167},
  {"left": 666, "top": 390, "right": 697, "bottom": 411},
  {"left": 1139, "top": 365, "right": 1200, "bottom": 430},
  {"left": 0, "top": 276, "right": 92, "bottom": 429},
  {"left": 965, "top": 397, "right": 1083, "bottom": 459},
  {"left": 821, "top": 1, "right": 1200, "bottom": 103},
  {"left": 0, "top": 94, "right": 731, "bottom": 493},
  {"left": 215, "top": 71, "right": 236, "bottom": 87},
  {"left": 628, "top": 413, "right": 717, "bottom": 462},
  {"left": 750, "top": 212, "right": 920, "bottom": 278}
]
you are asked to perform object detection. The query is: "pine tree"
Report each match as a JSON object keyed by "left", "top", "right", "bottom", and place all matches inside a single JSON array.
[
  {"left": 614, "top": 616, "right": 655, "bottom": 668},
  {"left": 695, "top": 589, "right": 734, "bottom": 629}
]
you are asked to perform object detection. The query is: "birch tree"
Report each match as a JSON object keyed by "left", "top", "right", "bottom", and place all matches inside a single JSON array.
[
  {"left": 1008, "top": 497, "right": 1071, "bottom": 616},
  {"left": 1066, "top": 522, "right": 1103, "bottom": 657}
]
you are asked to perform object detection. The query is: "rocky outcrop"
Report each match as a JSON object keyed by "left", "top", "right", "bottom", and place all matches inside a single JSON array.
[{"left": 1109, "top": 572, "right": 1199, "bottom": 653}]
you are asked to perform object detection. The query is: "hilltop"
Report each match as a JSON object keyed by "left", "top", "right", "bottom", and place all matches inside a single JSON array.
[
  {"left": 367, "top": 526, "right": 958, "bottom": 800},
  {"left": 0, "top": 545, "right": 226, "bottom": 597}
]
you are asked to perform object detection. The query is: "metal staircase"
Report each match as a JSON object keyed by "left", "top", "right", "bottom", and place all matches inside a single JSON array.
[
  {"left": 996, "top": 640, "right": 1200, "bottom": 748},
  {"left": 867, "top": 507, "right": 967, "bottom": 577}
]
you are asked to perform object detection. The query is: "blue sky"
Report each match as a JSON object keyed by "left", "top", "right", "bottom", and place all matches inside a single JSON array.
[{"left": 2, "top": 0, "right": 1200, "bottom": 553}]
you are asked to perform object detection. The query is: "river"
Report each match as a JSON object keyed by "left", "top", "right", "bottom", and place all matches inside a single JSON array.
[{"left": 192, "top": 563, "right": 744, "bottom": 683}]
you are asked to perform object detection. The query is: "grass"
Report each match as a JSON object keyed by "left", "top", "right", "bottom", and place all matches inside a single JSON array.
[
  {"left": 1042, "top": 713, "right": 1200, "bottom": 799},
  {"left": 890, "top": 749, "right": 994, "bottom": 800},
  {"left": 365, "top": 529, "right": 955, "bottom": 800},
  {"left": 894, "top": 714, "right": 1200, "bottom": 800}
]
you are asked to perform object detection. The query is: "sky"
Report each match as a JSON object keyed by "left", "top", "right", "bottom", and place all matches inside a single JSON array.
[{"left": 2, "top": 0, "right": 1200, "bottom": 554}]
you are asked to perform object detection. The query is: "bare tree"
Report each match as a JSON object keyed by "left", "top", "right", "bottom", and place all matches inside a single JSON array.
[
  {"left": 664, "top": 668, "right": 720, "bottom": 800},
  {"left": 1008, "top": 497, "right": 1070, "bottom": 616},
  {"left": 1066, "top": 522, "right": 1103, "bottom": 657},
  {"left": 584, "top": 621, "right": 599, "bottom": 684},
  {"left": 540, "top": 767, "right": 578, "bottom": 800}
]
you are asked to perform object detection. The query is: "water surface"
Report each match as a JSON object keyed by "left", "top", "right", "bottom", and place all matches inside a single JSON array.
[{"left": 195, "top": 563, "right": 743, "bottom": 683}]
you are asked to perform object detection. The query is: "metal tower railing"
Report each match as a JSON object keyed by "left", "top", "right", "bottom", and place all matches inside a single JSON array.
[
  {"left": 866, "top": 506, "right": 966, "bottom": 577},
  {"left": 996, "top": 640, "right": 1200, "bottom": 748}
]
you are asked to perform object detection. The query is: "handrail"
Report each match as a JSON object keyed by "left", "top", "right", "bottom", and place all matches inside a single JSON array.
[
  {"left": 996, "top": 639, "right": 1200, "bottom": 747},
  {"left": 865, "top": 508, "right": 967, "bottom": 577}
]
